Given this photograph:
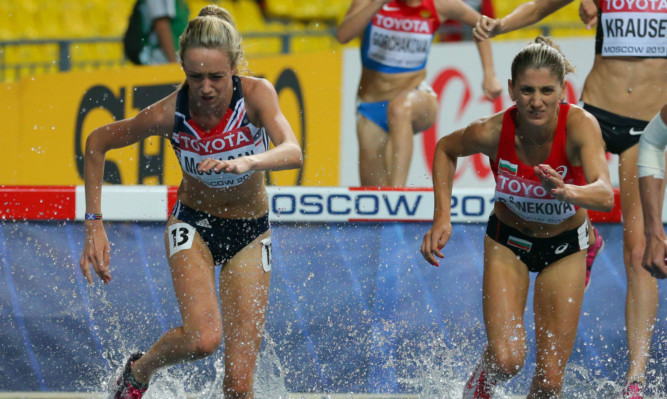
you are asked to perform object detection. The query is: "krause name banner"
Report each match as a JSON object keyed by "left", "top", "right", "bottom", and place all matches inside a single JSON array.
[
  {"left": 0, "top": 186, "right": 625, "bottom": 223},
  {"left": 600, "top": 0, "right": 667, "bottom": 57}
]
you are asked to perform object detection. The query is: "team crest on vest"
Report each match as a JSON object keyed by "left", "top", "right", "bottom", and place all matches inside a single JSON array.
[{"left": 498, "top": 159, "right": 518, "bottom": 175}]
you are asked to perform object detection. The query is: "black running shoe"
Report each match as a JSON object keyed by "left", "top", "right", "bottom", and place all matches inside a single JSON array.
[{"left": 112, "top": 352, "right": 148, "bottom": 399}]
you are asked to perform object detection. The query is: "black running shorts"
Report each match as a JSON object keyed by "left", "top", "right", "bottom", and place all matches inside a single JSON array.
[
  {"left": 583, "top": 103, "right": 649, "bottom": 155},
  {"left": 485, "top": 213, "right": 589, "bottom": 273},
  {"left": 170, "top": 200, "right": 270, "bottom": 266}
]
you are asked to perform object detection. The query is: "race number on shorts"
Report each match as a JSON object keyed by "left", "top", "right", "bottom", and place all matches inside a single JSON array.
[
  {"left": 261, "top": 237, "right": 272, "bottom": 272},
  {"left": 168, "top": 223, "right": 196, "bottom": 257}
]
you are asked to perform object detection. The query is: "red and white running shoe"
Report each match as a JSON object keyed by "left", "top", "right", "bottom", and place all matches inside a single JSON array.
[
  {"left": 585, "top": 226, "right": 604, "bottom": 290},
  {"left": 462, "top": 362, "right": 497, "bottom": 399},
  {"left": 622, "top": 380, "right": 644, "bottom": 399},
  {"left": 111, "top": 352, "right": 148, "bottom": 399}
]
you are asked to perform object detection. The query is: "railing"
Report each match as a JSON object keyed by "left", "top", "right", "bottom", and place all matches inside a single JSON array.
[
  {"left": 0, "top": 29, "right": 339, "bottom": 83},
  {"left": 0, "top": 37, "right": 123, "bottom": 83},
  {"left": 0, "top": 22, "right": 590, "bottom": 84}
]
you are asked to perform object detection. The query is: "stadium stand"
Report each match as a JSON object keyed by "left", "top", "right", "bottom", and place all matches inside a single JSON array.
[
  {"left": 264, "top": 0, "right": 348, "bottom": 21},
  {"left": 0, "top": 0, "right": 592, "bottom": 83}
]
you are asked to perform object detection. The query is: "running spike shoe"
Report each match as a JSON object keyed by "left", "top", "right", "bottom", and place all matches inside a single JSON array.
[
  {"left": 622, "top": 380, "right": 644, "bottom": 399},
  {"left": 462, "top": 361, "right": 496, "bottom": 399},
  {"left": 585, "top": 226, "right": 604, "bottom": 290},
  {"left": 112, "top": 352, "right": 148, "bottom": 399}
]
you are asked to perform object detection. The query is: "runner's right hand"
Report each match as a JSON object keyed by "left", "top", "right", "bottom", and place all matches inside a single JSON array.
[
  {"left": 421, "top": 221, "right": 453, "bottom": 267},
  {"left": 80, "top": 221, "right": 112, "bottom": 285},
  {"left": 642, "top": 235, "right": 667, "bottom": 279}
]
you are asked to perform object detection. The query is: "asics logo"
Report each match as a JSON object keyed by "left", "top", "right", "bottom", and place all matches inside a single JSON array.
[
  {"left": 555, "top": 243, "right": 569, "bottom": 254},
  {"left": 382, "top": 4, "right": 401, "bottom": 11},
  {"left": 629, "top": 128, "right": 643, "bottom": 135}
]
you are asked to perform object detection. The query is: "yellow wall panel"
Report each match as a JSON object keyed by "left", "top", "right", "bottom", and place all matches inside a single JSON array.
[
  {"left": 0, "top": 83, "right": 20, "bottom": 183},
  {"left": 0, "top": 52, "right": 342, "bottom": 187}
]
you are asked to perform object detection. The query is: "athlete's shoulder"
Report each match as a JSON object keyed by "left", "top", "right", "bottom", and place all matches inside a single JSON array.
[
  {"left": 237, "top": 76, "right": 279, "bottom": 109},
  {"left": 565, "top": 103, "right": 600, "bottom": 131},
  {"left": 564, "top": 103, "right": 603, "bottom": 150},
  {"left": 470, "top": 110, "right": 504, "bottom": 135},
  {"left": 134, "top": 89, "right": 178, "bottom": 133},
  {"left": 462, "top": 111, "right": 504, "bottom": 151},
  {"left": 238, "top": 75, "right": 276, "bottom": 96}
]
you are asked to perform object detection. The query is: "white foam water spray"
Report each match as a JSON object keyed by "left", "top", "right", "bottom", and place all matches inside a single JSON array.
[{"left": 91, "top": 328, "right": 288, "bottom": 398}]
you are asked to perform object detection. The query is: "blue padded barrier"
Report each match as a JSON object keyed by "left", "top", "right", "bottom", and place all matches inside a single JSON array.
[{"left": 0, "top": 221, "right": 665, "bottom": 395}]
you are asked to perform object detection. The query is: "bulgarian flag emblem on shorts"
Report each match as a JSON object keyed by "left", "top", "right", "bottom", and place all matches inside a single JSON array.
[
  {"left": 499, "top": 159, "right": 518, "bottom": 175},
  {"left": 508, "top": 235, "right": 532, "bottom": 251}
]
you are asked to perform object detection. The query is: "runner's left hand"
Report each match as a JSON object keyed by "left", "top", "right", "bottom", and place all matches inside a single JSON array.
[
  {"left": 472, "top": 15, "right": 501, "bottom": 41},
  {"left": 579, "top": 0, "right": 598, "bottom": 29},
  {"left": 535, "top": 164, "right": 570, "bottom": 202},
  {"left": 197, "top": 157, "right": 255, "bottom": 175},
  {"left": 482, "top": 75, "right": 503, "bottom": 101}
]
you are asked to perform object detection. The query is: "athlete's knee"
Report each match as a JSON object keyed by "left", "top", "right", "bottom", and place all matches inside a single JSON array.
[
  {"left": 487, "top": 344, "right": 526, "bottom": 379},
  {"left": 387, "top": 95, "right": 411, "bottom": 121},
  {"left": 624, "top": 238, "right": 647, "bottom": 273},
  {"left": 186, "top": 329, "right": 222, "bottom": 359},
  {"left": 630, "top": 246, "right": 646, "bottom": 272}
]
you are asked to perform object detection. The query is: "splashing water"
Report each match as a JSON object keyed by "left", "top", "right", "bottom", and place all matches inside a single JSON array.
[{"left": 88, "top": 330, "right": 289, "bottom": 398}]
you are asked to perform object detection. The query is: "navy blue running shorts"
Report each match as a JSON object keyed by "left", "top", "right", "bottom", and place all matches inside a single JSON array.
[{"left": 170, "top": 200, "right": 270, "bottom": 266}]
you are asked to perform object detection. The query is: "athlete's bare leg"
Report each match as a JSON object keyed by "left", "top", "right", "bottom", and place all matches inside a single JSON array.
[
  {"left": 357, "top": 115, "right": 389, "bottom": 186},
  {"left": 384, "top": 88, "right": 437, "bottom": 187},
  {"left": 219, "top": 231, "right": 271, "bottom": 398},
  {"left": 481, "top": 236, "right": 530, "bottom": 381},
  {"left": 529, "top": 250, "right": 585, "bottom": 398},
  {"left": 618, "top": 144, "right": 658, "bottom": 385},
  {"left": 131, "top": 216, "right": 222, "bottom": 383}
]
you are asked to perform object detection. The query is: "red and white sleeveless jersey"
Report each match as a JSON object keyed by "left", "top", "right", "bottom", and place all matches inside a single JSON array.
[{"left": 490, "top": 103, "right": 587, "bottom": 225}]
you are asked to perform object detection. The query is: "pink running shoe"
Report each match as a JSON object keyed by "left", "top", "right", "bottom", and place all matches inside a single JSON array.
[
  {"left": 112, "top": 352, "right": 148, "bottom": 399},
  {"left": 462, "top": 362, "right": 497, "bottom": 399},
  {"left": 585, "top": 226, "right": 604, "bottom": 290},
  {"left": 622, "top": 380, "right": 644, "bottom": 399}
]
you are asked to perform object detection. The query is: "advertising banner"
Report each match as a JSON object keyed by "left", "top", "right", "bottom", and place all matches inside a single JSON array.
[
  {"left": 0, "top": 185, "right": 627, "bottom": 223},
  {"left": 0, "top": 52, "right": 342, "bottom": 186}
]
